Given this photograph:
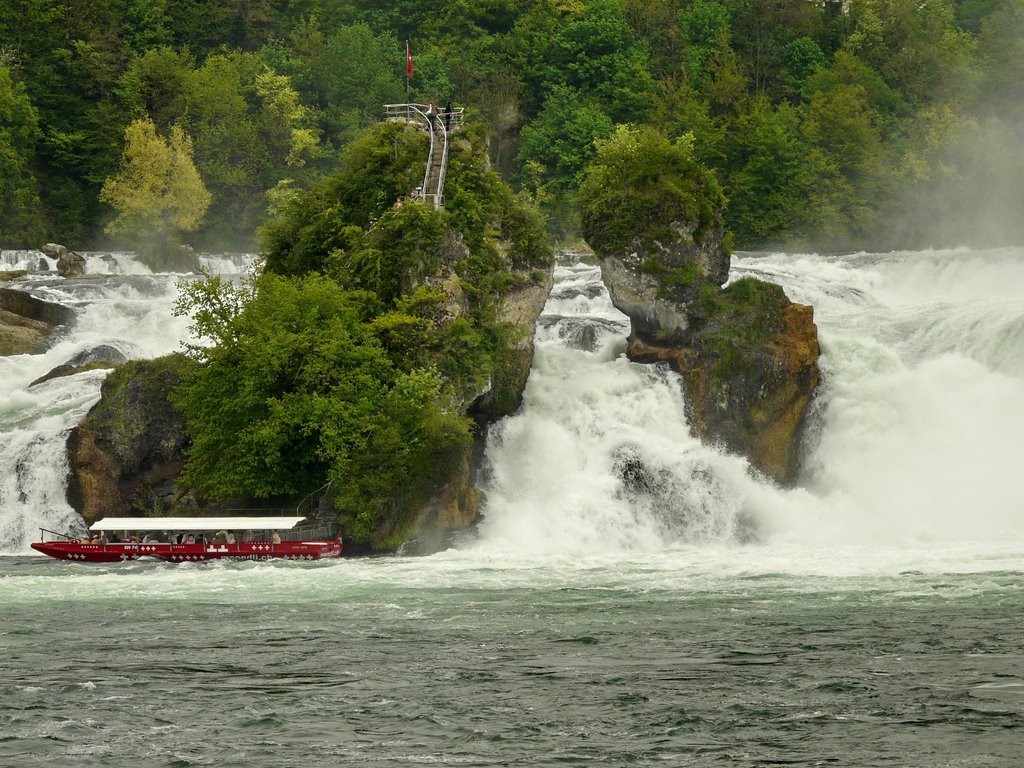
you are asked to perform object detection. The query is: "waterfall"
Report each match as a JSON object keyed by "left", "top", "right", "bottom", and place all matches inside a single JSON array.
[
  {"left": 475, "top": 261, "right": 763, "bottom": 555},
  {"left": 0, "top": 251, "right": 255, "bottom": 553},
  {"left": 475, "top": 248, "right": 1024, "bottom": 554},
  {"left": 3, "top": 247, "right": 1022, "bottom": 556}
]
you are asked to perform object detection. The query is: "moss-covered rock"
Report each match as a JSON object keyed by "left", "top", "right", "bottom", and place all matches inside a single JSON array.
[
  {"left": 580, "top": 124, "right": 820, "bottom": 482},
  {"left": 0, "top": 287, "right": 75, "bottom": 355},
  {"left": 627, "top": 296, "right": 819, "bottom": 483},
  {"left": 66, "top": 355, "right": 200, "bottom": 522}
]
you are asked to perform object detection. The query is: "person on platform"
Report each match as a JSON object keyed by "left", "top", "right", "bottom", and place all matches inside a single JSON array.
[
  {"left": 444, "top": 100, "right": 453, "bottom": 131},
  {"left": 427, "top": 101, "right": 438, "bottom": 128}
]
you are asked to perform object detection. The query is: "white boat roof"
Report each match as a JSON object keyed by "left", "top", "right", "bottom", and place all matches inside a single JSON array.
[{"left": 89, "top": 517, "right": 307, "bottom": 532}]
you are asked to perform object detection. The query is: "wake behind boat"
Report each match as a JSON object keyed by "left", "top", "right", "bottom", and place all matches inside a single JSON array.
[{"left": 31, "top": 516, "right": 343, "bottom": 562}]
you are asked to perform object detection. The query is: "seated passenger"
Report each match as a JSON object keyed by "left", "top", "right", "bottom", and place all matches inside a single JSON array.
[
  {"left": 271, "top": 531, "right": 282, "bottom": 544},
  {"left": 212, "top": 530, "right": 227, "bottom": 545},
  {"left": 185, "top": 534, "right": 196, "bottom": 544},
  {"left": 226, "top": 532, "right": 236, "bottom": 544}
]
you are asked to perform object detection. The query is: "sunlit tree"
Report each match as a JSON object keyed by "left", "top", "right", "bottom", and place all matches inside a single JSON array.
[{"left": 100, "top": 118, "right": 210, "bottom": 265}]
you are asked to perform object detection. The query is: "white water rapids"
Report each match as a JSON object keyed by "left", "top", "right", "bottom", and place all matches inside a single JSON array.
[
  {"left": 475, "top": 248, "right": 1024, "bottom": 556},
  {"left": 1, "top": 247, "right": 1022, "bottom": 562},
  {"left": 0, "top": 251, "right": 252, "bottom": 552}
]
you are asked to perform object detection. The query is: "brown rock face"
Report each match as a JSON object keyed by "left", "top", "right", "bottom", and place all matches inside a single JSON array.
[
  {"left": 599, "top": 245, "right": 820, "bottom": 484},
  {"left": 403, "top": 454, "right": 485, "bottom": 554},
  {"left": 626, "top": 300, "right": 819, "bottom": 483},
  {"left": 407, "top": 267, "right": 553, "bottom": 553},
  {"left": 469, "top": 270, "right": 554, "bottom": 421},
  {"left": 66, "top": 356, "right": 196, "bottom": 523},
  {"left": 0, "top": 288, "right": 76, "bottom": 355}
]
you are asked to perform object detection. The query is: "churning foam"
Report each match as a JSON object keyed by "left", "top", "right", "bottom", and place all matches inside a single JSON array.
[{"left": 475, "top": 250, "right": 1024, "bottom": 555}]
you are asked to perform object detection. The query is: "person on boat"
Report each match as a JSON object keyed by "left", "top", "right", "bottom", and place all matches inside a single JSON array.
[
  {"left": 212, "top": 530, "right": 228, "bottom": 545},
  {"left": 185, "top": 534, "right": 196, "bottom": 544},
  {"left": 271, "top": 531, "right": 282, "bottom": 544},
  {"left": 226, "top": 532, "right": 236, "bottom": 544}
]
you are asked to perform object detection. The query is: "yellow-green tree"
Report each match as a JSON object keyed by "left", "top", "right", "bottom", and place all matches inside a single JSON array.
[{"left": 100, "top": 118, "right": 211, "bottom": 266}]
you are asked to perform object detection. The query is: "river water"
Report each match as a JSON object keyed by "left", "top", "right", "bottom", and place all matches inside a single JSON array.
[{"left": 1, "top": 248, "right": 1023, "bottom": 766}]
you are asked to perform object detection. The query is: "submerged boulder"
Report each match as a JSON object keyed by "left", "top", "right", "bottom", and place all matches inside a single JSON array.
[
  {"left": 30, "top": 344, "right": 128, "bottom": 386},
  {"left": 0, "top": 287, "right": 75, "bottom": 355}
]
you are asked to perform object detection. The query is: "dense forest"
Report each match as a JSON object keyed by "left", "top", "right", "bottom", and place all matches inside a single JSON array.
[{"left": 2, "top": 0, "right": 1023, "bottom": 252}]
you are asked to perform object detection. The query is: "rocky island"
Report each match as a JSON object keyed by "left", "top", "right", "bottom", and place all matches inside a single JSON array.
[{"left": 582, "top": 126, "right": 820, "bottom": 484}]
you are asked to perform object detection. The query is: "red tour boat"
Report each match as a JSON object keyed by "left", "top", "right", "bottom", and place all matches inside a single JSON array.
[{"left": 32, "top": 517, "right": 343, "bottom": 563}]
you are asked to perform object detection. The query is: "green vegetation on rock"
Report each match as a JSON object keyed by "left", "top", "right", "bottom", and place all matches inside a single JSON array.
[
  {"left": 581, "top": 125, "right": 726, "bottom": 259},
  {"left": 172, "top": 120, "right": 551, "bottom": 548}
]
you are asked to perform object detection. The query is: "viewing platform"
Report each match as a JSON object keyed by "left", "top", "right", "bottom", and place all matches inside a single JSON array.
[{"left": 384, "top": 103, "right": 465, "bottom": 209}]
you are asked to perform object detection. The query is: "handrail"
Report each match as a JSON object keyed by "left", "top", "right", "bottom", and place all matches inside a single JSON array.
[{"left": 382, "top": 103, "right": 464, "bottom": 209}]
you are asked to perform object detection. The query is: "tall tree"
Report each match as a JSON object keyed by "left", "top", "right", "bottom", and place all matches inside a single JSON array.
[
  {"left": 100, "top": 118, "right": 210, "bottom": 265},
  {"left": 0, "top": 64, "right": 46, "bottom": 245}
]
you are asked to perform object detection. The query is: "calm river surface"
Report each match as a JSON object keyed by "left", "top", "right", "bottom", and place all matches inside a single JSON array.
[{"left": 2, "top": 548, "right": 1022, "bottom": 767}]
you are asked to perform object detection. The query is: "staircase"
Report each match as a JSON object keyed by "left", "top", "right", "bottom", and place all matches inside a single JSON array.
[{"left": 383, "top": 103, "right": 465, "bottom": 209}]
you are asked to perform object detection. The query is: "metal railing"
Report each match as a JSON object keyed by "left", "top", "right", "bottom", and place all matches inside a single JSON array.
[
  {"left": 225, "top": 482, "right": 337, "bottom": 540},
  {"left": 382, "top": 103, "right": 465, "bottom": 209}
]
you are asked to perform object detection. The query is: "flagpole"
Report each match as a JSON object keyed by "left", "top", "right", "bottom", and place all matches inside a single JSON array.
[{"left": 405, "top": 39, "right": 411, "bottom": 104}]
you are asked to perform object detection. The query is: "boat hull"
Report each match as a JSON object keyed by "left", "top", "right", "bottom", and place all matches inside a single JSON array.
[{"left": 31, "top": 539, "right": 342, "bottom": 563}]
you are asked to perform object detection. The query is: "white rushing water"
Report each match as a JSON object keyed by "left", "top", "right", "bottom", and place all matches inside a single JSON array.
[
  {"left": 2, "top": 247, "right": 1023, "bottom": 571},
  {"left": 0, "top": 251, "right": 254, "bottom": 552},
  {"left": 473, "top": 248, "right": 1024, "bottom": 561}
]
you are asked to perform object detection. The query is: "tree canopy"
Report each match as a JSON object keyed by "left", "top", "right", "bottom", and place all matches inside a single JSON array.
[
  {"left": 100, "top": 118, "right": 210, "bottom": 265},
  {"left": 1, "top": 0, "right": 1020, "bottom": 249}
]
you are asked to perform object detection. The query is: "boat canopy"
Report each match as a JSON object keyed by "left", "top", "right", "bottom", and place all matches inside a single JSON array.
[{"left": 89, "top": 517, "right": 307, "bottom": 532}]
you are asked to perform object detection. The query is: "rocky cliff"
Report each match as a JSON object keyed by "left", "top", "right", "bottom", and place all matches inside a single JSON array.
[
  {"left": 408, "top": 264, "right": 554, "bottom": 549},
  {"left": 66, "top": 355, "right": 197, "bottom": 523},
  {"left": 596, "top": 236, "right": 819, "bottom": 484}
]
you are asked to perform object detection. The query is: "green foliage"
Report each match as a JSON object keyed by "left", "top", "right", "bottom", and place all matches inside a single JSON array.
[
  {"left": 261, "top": 121, "right": 427, "bottom": 275},
  {"left": 173, "top": 271, "right": 473, "bottom": 544},
  {"left": 541, "top": 0, "right": 657, "bottom": 122},
  {"left": 99, "top": 118, "right": 211, "bottom": 263},
  {"left": 694, "top": 277, "right": 790, "bottom": 378},
  {"left": 179, "top": 115, "right": 548, "bottom": 546},
  {"left": 678, "top": 0, "right": 732, "bottom": 90},
  {"left": 580, "top": 124, "right": 725, "bottom": 258},
  {"left": 518, "top": 86, "right": 613, "bottom": 189},
  {"left": 721, "top": 98, "right": 813, "bottom": 244},
  {"left": 0, "top": 65, "right": 46, "bottom": 245},
  {"left": 0, "top": 0, "right": 1013, "bottom": 251}
]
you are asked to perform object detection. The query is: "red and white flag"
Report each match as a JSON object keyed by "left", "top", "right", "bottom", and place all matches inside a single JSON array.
[{"left": 406, "top": 40, "right": 413, "bottom": 77}]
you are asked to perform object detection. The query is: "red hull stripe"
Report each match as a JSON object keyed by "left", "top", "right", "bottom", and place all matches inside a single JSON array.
[{"left": 31, "top": 540, "right": 342, "bottom": 563}]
